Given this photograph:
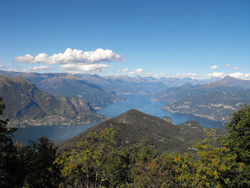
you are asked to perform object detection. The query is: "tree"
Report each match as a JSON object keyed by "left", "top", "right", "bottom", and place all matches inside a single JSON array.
[
  {"left": 20, "top": 136, "right": 61, "bottom": 188},
  {"left": 0, "top": 97, "right": 61, "bottom": 187},
  {"left": 57, "top": 126, "right": 117, "bottom": 187},
  {"left": 0, "top": 97, "right": 22, "bottom": 188},
  {"left": 220, "top": 105, "right": 250, "bottom": 186}
]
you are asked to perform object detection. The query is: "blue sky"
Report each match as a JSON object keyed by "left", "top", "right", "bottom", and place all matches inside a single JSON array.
[{"left": 0, "top": 0, "right": 250, "bottom": 79}]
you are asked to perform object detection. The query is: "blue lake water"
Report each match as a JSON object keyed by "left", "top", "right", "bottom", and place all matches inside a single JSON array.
[{"left": 13, "top": 95, "right": 225, "bottom": 144}]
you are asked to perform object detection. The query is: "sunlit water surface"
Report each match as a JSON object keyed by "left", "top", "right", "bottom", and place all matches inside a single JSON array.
[{"left": 13, "top": 95, "right": 224, "bottom": 144}]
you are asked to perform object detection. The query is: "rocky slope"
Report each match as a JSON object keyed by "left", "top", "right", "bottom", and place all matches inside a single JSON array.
[
  {"left": 0, "top": 71, "right": 124, "bottom": 108},
  {"left": 0, "top": 76, "right": 108, "bottom": 127}
]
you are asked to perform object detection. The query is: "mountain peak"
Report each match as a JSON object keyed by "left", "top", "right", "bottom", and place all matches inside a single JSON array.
[
  {"left": 181, "top": 83, "right": 194, "bottom": 89},
  {"left": 59, "top": 110, "right": 226, "bottom": 154},
  {"left": 221, "top": 75, "right": 238, "bottom": 81},
  {"left": 214, "top": 76, "right": 250, "bottom": 89},
  {"left": 115, "top": 109, "right": 150, "bottom": 124}
]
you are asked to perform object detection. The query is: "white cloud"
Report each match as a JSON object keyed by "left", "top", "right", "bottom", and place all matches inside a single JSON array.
[
  {"left": 152, "top": 73, "right": 199, "bottom": 79},
  {"left": 225, "top": 64, "right": 231, "bottom": 67},
  {"left": 147, "top": 71, "right": 250, "bottom": 80},
  {"left": 60, "top": 63, "right": 111, "bottom": 73},
  {"left": 118, "top": 68, "right": 129, "bottom": 73},
  {"left": 172, "top": 73, "right": 198, "bottom": 78},
  {"left": 152, "top": 73, "right": 168, "bottom": 79},
  {"left": 129, "top": 68, "right": 145, "bottom": 75},
  {"left": 134, "top": 68, "right": 144, "bottom": 74},
  {"left": 244, "top": 73, "right": 250, "bottom": 80},
  {"left": 206, "top": 72, "right": 227, "bottom": 78},
  {"left": 229, "top": 72, "right": 248, "bottom": 80},
  {"left": 122, "top": 68, "right": 129, "bottom": 72},
  {"left": 205, "top": 72, "right": 250, "bottom": 80},
  {"left": 26, "top": 65, "right": 55, "bottom": 72},
  {"left": 210, "top": 65, "right": 218, "bottom": 70},
  {"left": 14, "top": 48, "right": 125, "bottom": 65},
  {"left": 13, "top": 48, "right": 124, "bottom": 73},
  {"left": 232, "top": 67, "right": 240, "bottom": 70},
  {"left": 1, "top": 60, "right": 6, "bottom": 62}
]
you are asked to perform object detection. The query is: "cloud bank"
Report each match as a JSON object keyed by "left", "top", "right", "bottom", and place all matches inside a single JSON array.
[
  {"left": 14, "top": 48, "right": 125, "bottom": 73},
  {"left": 14, "top": 48, "right": 124, "bottom": 65}
]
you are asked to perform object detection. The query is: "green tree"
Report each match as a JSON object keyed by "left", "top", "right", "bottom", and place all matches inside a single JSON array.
[
  {"left": 0, "top": 97, "right": 22, "bottom": 188},
  {"left": 220, "top": 105, "right": 250, "bottom": 186},
  {"left": 20, "top": 136, "right": 61, "bottom": 188},
  {"left": 0, "top": 97, "right": 61, "bottom": 188},
  {"left": 57, "top": 126, "right": 116, "bottom": 187}
]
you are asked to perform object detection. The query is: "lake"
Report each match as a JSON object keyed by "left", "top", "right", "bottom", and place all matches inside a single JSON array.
[{"left": 13, "top": 95, "right": 225, "bottom": 144}]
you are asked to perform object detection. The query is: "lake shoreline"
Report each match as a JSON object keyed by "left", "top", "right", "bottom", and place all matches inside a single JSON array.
[{"left": 13, "top": 94, "right": 225, "bottom": 144}]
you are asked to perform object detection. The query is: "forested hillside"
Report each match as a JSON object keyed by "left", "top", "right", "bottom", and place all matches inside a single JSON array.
[{"left": 1, "top": 98, "right": 250, "bottom": 187}]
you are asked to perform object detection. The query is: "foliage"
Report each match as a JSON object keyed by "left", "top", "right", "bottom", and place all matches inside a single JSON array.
[
  {"left": 220, "top": 104, "right": 250, "bottom": 187},
  {"left": 57, "top": 104, "right": 250, "bottom": 187},
  {"left": 0, "top": 97, "right": 21, "bottom": 188},
  {"left": 56, "top": 126, "right": 117, "bottom": 187},
  {"left": 18, "top": 136, "right": 62, "bottom": 188},
  {"left": 0, "top": 97, "right": 61, "bottom": 188},
  {"left": 2, "top": 98, "right": 250, "bottom": 187}
]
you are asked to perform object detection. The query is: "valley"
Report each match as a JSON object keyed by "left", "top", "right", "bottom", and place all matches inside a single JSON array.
[
  {"left": 13, "top": 94, "right": 225, "bottom": 144},
  {"left": 1, "top": 70, "right": 250, "bottom": 143}
]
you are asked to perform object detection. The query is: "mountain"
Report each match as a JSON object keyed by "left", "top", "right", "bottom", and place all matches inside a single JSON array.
[
  {"left": 0, "top": 76, "right": 108, "bottom": 127},
  {"left": 151, "top": 76, "right": 250, "bottom": 122},
  {"left": 78, "top": 74, "right": 168, "bottom": 95},
  {"left": 58, "top": 109, "right": 226, "bottom": 154},
  {"left": 35, "top": 74, "right": 124, "bottom": 108},
  {"left": 162, "top": 89, "right": 250, "bottom": 122},
  {"left": 154, "top": 77, "right": 219, "bottom": 87},
  {"left": 214, "top": 76, "right": 250, "bottom": 89},
  {"left": 0, "top": 71, "right": 124, "bottom": 108},
  {"left": 151, "top": 81, "right": 243, "bottom": 103}
]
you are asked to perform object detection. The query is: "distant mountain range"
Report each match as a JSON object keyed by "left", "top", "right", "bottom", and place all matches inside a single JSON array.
[
  {"left": 0, "top": 70, "right": 217, "bottom": 97},
  {"left": 151, "top": 76, "right": 219, "bottom": 87},
  {"left": 214, "top": 76, "right": 250, "bottom": 89},
  {"left": 78, "top": 74, "right": 169, "bottom": 95},
  {"left": 59, "top": 109, "right": 226, "bottom": 154},
  {"left": 1, "top": 70, "right": 250, "bottom": 125},
  {"left": 0, "top": 76, "right": 108, "bottom": 127},
  {"left": 152, "top": 76, "right": 250, "bottom": 122},
  {"left": 0, "top": 71, "right": 124, "bottom": 108}
]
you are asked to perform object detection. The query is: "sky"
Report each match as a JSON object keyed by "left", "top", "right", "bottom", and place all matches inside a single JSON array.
[{"left": 0, "top": 0, "right": 250, "bottom": 79}]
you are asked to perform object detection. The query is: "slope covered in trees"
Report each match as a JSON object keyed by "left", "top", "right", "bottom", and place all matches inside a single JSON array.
[
  {"left": 56, "top": 105, "right": 250, "bottom": 187},
  {"left": 58, "top": 109, "right": 226, "bottom": 154},
  {"left": 1, "top": 100, "right": 250, "bottom": 187}
]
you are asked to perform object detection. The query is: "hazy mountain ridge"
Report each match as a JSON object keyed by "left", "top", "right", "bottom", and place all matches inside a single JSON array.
[
  {"left": 214, "top": 76, "right": 250, "bottom": 89},
  {"left": 0, "top": 70, "right": 218, "bottom": 97},
  {"left": 79, "top": 74, "right": 169, "bottom": 95},
  {"left": 0, "top": 71, "right": 124, "bottom": 108},
  {"left": 151, "top": 81, "right": 243, "bottom": 103},
  {"left": 154, "top": 77, "right": 219, "bottom": 87},
  {"left": 0, "top": 76, "right": 108, "bottom": 127},
  {"left": 78, "top": 74, "right": 218, "bottom": 95},
  {"left": 59, "top": 109, "right": 226, "bottom": 154}
]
